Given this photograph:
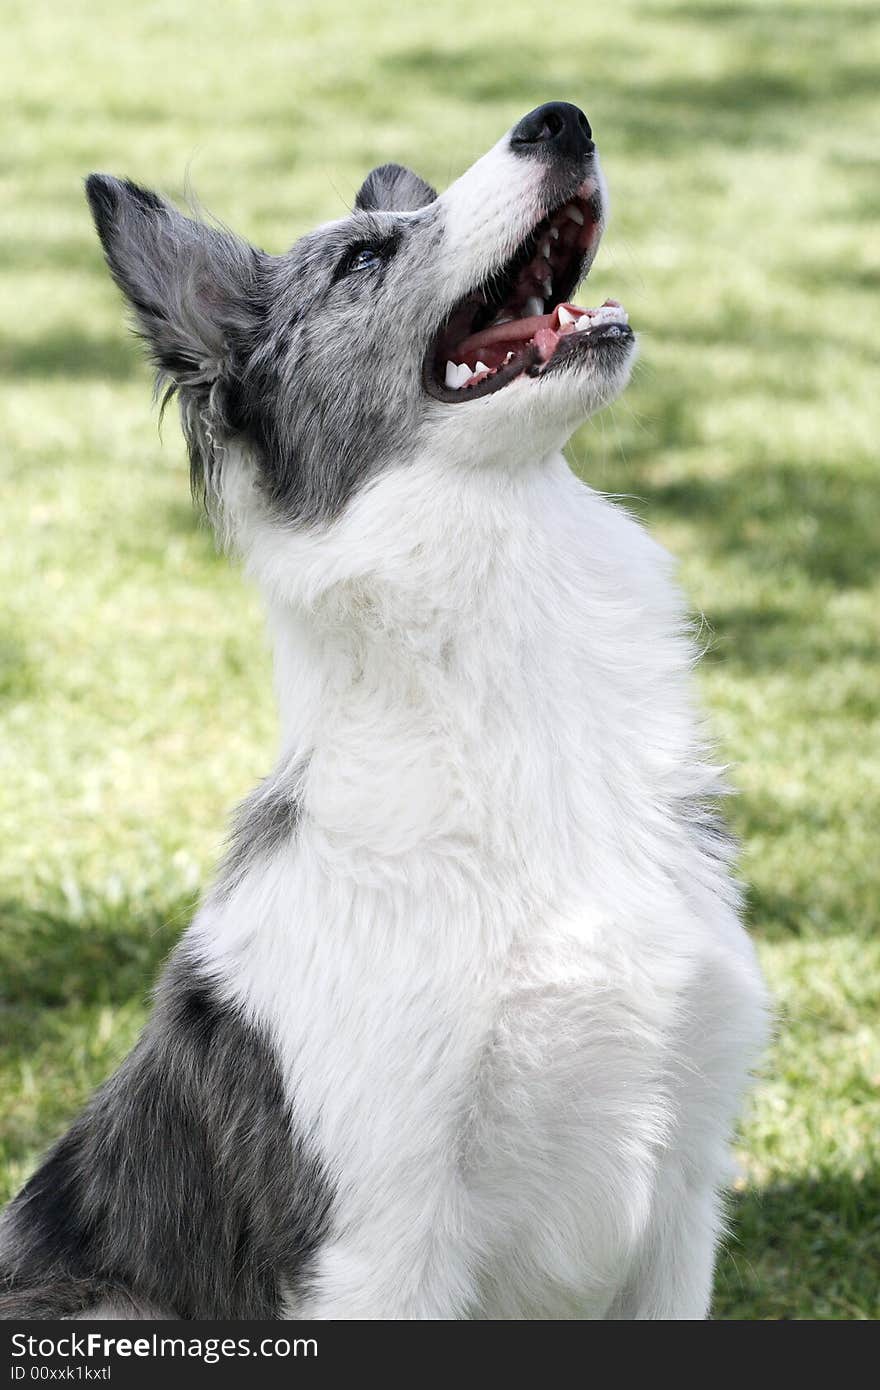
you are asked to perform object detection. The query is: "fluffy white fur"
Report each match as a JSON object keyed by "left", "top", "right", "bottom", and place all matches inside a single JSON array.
[
  {"left": 70, "top": 122, "right": 769, "bottom": 1320},
  {"left": 185, "top": 442, "right": 769, "bottom": 1319}
]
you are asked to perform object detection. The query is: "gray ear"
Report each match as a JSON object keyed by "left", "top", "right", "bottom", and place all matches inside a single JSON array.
[
  {"left": 85, "top": 174, "right": 260, "bottom": 393},
  {"left": 354, "top": 163, "right": 437, "bottom": 213}
]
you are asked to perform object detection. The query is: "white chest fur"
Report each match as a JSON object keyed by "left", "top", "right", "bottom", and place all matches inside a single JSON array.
[{"left": 190, "top": 452, "right": 768, "bottom": 1319}]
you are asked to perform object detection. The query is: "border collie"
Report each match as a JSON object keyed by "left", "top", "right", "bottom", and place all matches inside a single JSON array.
[{"left": 0, "top": 103, "right": 768, "bottom": 1320}]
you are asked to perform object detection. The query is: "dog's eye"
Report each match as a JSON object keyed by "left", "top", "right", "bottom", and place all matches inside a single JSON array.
[
  {"left": 350, "top": 248, "right": 382, "bottom": 272},
  {"left": 334, "top": 236, "right": 399, "bottom": 283}
]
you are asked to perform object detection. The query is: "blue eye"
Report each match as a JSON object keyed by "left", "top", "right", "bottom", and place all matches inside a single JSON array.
[
  {"left": 333, "top": 236, "right": 399, "bottom": 284},
  {"left": 350, "top": 247, "right": 381, "bottom": 272}
]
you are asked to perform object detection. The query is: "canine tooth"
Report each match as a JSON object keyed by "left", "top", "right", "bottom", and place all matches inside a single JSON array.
[
  {"left": 445, "top": 361, "right": 472, "bottom": 388},
  {"left": 541, "top": 276, "right": 553, "bottom": 297},
  {"left": 505, "top": 351, "right": 514, "bottom": 363},
  {"left": 540, "top": 238, "right": 551, "bottom": 258},
  {"left": 557, "top": 305, "right": 577, "bottom": 326},
  {"left": 474, "top": 361, "right": 490, "bottom": 375},
  {"left": 524, "top": 295, "right": 544, "bottom": 317},
  {"left": 564, "top": 204, "right": 585, "bottom": 225},
  {"left": 549, "top": 226, "right": 560, "bottom": 240}
]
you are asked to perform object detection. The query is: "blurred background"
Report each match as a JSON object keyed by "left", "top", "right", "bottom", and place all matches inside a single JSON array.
[{"left": 1, "top": 0, "right": 878, "bottom": 1319}]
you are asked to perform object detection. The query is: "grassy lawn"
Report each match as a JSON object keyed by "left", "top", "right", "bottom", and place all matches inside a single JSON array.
[{"left": 1, "top": 0, "right": 878, "bottom": 1319}]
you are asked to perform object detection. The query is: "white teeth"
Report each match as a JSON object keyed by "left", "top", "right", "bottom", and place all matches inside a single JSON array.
[
  {"left": 540, "top": 238, "right": 551, "bottom": 258},
  {"left": 549, "top": 226, "right": 560, "bottom": 240},
  {"left": 504, "top": 351, "right": 515, "bottom": 363},
  {"left": 564, "top": 204, "right": 585, "bottom": 225},
  {"left": 557, "top": 304, "right": 577, "bottom": 326},
  {"left": 524, "top": 295, "right": 544, "bottom": 317},
  {"left": 493, "top": 315, "right": 513, "bottom": 326},
  {"left": 590, "top": 303, "right": 630, "bottom": 327},
  {"left": 541, "top": 276, "right": 553, "bottom": 297},
  {"left": 474, "top": 361, "right": 489, "bottom": 375},
  {"left": 571, "top": 305, "right": 630, "bottom": 333},
  {"left": 445, "top": 360, "right": 472, "bottom": 389}
]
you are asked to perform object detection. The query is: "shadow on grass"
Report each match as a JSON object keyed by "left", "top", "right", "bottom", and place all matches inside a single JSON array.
[
  {"left": 0, "top": 633, "right": 40, "bottom": 706},
  {"left": 0, "top": 893, "right": 194, "bottom": 1188},
  {"left": 715, "top": 1171, "right": 880, "bottom": 1319},
  {"left": 377, "top": 4, "right": 877, "bottom": 154},
  {"left": 0, "top": 892, "right": 192, "bottom": 1020},
  {"left": 659, "top": 0, "right": 874, "bottom": 20},
  {"left": 596, "top": 455, "right": 879, "bottom": 593},
  {"left": 2, "top": 236, "right": 113, "bottom": 275},
  {"left": 745, "top": 882, "right": 820, "bottom": 941},
  {"left": 0, "top": 329, "right": 140, "bottom": 381},
  {"left": 702, "top": 602, "right": 880, "bottom": 676}
]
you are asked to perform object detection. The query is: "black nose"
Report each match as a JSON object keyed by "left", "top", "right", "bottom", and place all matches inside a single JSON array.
[{"left": 510, "top": 102, "right": 594, "bottom": 162}]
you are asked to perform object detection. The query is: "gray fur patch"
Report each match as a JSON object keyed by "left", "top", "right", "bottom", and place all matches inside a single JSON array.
[
  {"left": 355, "top": 162, "right": 437, "bottom": 213},
  {"left": 222, "top": 208, "right": 445, "bottom": 523},
  {"left": 85, "top": 175, "right": 262, "bottom": 510},
  {"left": 86, "top": 170, "right": 446, "bottom": 528},
  {"left": 0, "top": 951, "right": 333, "bottom": 1320},
  {"left": 218, "top": 762, "right": 305, "bottom": 896}
]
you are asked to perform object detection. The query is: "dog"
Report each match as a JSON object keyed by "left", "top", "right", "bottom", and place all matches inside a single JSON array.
[{"left": 0, "top": 102, "right": 768, "bottom": 1320}]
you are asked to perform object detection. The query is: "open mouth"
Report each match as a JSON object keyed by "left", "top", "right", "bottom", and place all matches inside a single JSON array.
[{"left": 424, "top": 184, "right": 632, "bottom": 402}]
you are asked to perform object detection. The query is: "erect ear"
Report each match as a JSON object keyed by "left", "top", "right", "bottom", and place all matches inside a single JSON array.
[
  {"left": 85, "top": 173, "right": 260, "bottom": 394},
  {"left": 354, "top": 162, "right": 437, "bottom": 213}
]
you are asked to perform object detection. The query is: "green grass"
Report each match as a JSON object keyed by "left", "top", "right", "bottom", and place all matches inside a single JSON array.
[{"left": 1, "top": 0, "right": 878, "bottom": 1320}]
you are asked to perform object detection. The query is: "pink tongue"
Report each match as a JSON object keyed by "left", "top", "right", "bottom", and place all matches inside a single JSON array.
[{"left": 454, "top": 302, "right": 586, "bottom": 362}]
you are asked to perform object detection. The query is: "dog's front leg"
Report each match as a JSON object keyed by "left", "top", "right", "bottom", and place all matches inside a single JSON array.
[{"left": 605, "top": 1174, "right": 721, "bottom": 1320}]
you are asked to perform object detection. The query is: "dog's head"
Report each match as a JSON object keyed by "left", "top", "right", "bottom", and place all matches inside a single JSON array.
[{"left": 87, "top": 102, "right": 635, "bottom": 535}]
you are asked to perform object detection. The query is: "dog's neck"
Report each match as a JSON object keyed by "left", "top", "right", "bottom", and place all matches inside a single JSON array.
[
  {"left": 235, "top": 450, "right": 712, "bottom": 894},
  {"left": 260, "top": 452, "right": 585, "bottom": 749}
]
